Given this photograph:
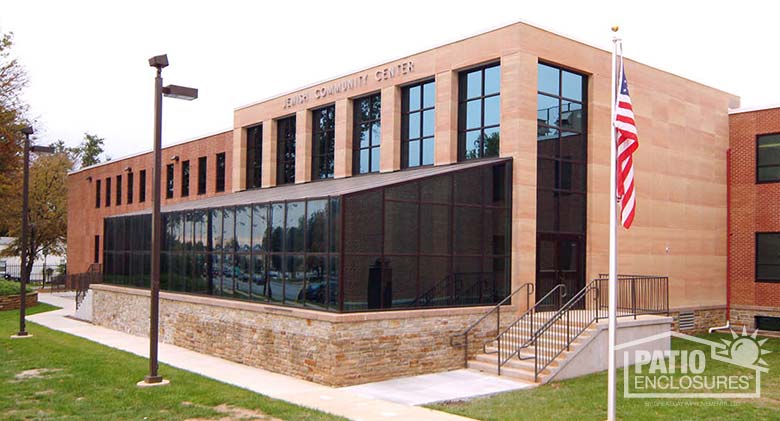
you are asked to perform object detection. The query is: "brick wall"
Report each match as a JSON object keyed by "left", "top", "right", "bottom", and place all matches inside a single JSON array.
[
  {"left": 0, "top": 292, "right": 38, "bottom": 311},
  {"left": 66, "top": 131, "right": 233, "bottom": 274},
  {"left": 91, "top": 284, "right": 514, "bottom": 386},
  {"left": 729, "top": 108, "right": 780, "bottom": 314}
]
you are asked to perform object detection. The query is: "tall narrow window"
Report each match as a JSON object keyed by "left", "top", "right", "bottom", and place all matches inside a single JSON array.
[
  {"left": 94, "top": 235, "right": 100, "bottom": 264},
  {"left": 198, "top": 156, "right": 207, "bottom": 194},
  {"left": 402, "top": 80, "right": 435, "bottom": 168},
  {"left": 216, "top": 152, "right": 226, "bottom": 192},
  {"left": 116, "top": 175, "right": 122, "bottom": 205},
  {"left": 127, "top": 172, "right": 134, "bottom": 204},
  {"left": 246, "top": 125, "right": 263, "bottom": 189},
  {"left": 139, "top": 170, "right": 146, "bottom": 202},
  {"left": 166, "top": 164, "right": 174, "bottom": 198},
  {"left": 181, "top": 160, "right": 190, "bottom": 197},
  {"left": 276, "top": 117, "right": 296, "bottom": 184},
  {"left": 458, "top": 62, "right": 500, "bottom": 160},
  {"left": 105, "top": 177, "right": 111, "bottom": 207},
  {"left": 353, "top": 93, "right": 381, "bottom": 174},
  {"left": 757, "top": 134, "right": 780, "bottom": 183},
  {"left": 757, "top": 233, "right": 780, "bottom": 282},
  {"left": 95, "top": 179, "right": 101, "bottom": 208},
  {"left": 312, "top": 105, "right": 335, "bottom": 179}
]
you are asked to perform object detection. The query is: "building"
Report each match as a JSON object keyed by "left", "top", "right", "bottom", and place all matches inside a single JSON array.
[
  {"left": 67, "top": 21, "right": 738, "bottom": 385},
  {"left": 727, "top": 105, "right": 780, "bottom": 331}
]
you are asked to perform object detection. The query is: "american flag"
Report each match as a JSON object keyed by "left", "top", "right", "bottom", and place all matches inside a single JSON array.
[{"left": 614, "top": 59, "right": 639, "bottom": 229}]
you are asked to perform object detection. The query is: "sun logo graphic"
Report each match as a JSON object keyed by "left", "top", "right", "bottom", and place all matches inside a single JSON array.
[{"left": 616, "top": 327, "right": 770, "bottom": 399}]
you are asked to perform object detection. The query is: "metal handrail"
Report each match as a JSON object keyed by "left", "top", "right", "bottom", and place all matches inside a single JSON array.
[
  {"left": 450, "top": 282, "right": 534, "bottom": 367},
  {"left": 493, "top": 284, "right": 567, "bottom": 374}
]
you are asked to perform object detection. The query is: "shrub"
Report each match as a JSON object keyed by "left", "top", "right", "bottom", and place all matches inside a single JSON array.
[{"left": 0, "top": 280, "right": 32, "bottom": 296}]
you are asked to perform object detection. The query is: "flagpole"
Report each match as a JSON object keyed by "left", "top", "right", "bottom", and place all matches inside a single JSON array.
[{"left": 608, "top": 27, "right": 620, "bottom": 421}]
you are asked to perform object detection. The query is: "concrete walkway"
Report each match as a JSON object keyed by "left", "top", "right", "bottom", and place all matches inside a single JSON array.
[{"left": 29, "top": 293, "right": 476, "bottom": 421}]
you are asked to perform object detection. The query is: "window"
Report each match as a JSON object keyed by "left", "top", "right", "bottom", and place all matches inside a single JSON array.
[
  {"left": 116, "top": 175, "right": 122, "bottom": 205},
  {"left": 139, "top": 170, "right": 146, "bottom": 202},
  {"left": 95, "top": 179, "right": 101, "bottom": 208},
  {"left": 246, "top": 125, "right": 262, "bottom": 189},
  {"left": 312, "top": 106, "right": 335, "bottom": 179},
  {"left": 197, "top": 157, "right": 207, "bottom": 194},
  {"left": 757, "top": 233, "right": 780, "bottom": 282},
  {"left": 166, "top": 164, "right": 174, "bottom": 199},
  {"left": 181, "top": 160, "right": 190, "bottom": 197},
  {"left": 94, "top": 235, "right": 100, "bottom": 264},
  {"left": 458, "top": 62, "right": 500, "bottom": 161},
  {"left": 276, "top": 117, "right": 296, "bottom": 184},
  {"left": 353, "top": 93, "right": 381, "bottom": 174},
  {"left": 105, "top": 177, "right": 111, "bottom": 207},
  {"left": 127, "top": 172, "right": 134, "bottom": 204},
  {"left": 216, "top": 153, "right": 226, "bottom": 192},
  {"left": 757, "top": 133, "right": 780, "bottom": 183},
  {"left": 402, "top": 80, "right": 435, "bottom": 168}
]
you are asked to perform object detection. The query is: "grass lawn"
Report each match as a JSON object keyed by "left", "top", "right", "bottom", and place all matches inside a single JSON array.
[
  {"left": 0, "top": 304, "right": 344, "bottom": 420},
  {"left": 431, "top": 333, "right": 780, "bottom": 420}
]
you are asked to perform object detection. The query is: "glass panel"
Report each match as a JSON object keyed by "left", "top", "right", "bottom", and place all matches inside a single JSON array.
[
  {"left": 538, "top": 127, "right": 559, "bottom": 155},
  {"left": 343, "top": 255, "right": 379, "bottom": 311},
  {"left": 371, "top": 122, "right": 381, "bottom": 146},
  {"left": 757, "top": 265, "right": 780, "bottom": 280},
  {"left": 538, "top": 94, "right": 559, "bottom": 127},
  {"left": 417, "top": 257, "right": 449, "bottom": 307},
  {"left": 235, "top": 254, "right": 251, "bottom": 299},
  {"left": 330, "top": 197, "right": 340, "bottom": 253},
  {"left": 423, "top": 81, "right": 435, "bottom": 108},
  {"left": 561, "top": 100, "right": 584, "bottom": 132},
  {"left": 408, "top": 140, "right": 420, "bottom": 167},
  {"left": 422, "top": 109, "right": 434, "bottom": 137},
  {"left": 558, "top": 193, "right": 586, "bottom": 233},
  {"left": 359, "top": 149, "right": 369, "bottom": 174},
  {"left": 536, "top": 191, "right": 557, "bottom": 233},
  {"left": 306, "top": 199, "right": 328, "bottom": 252},
  {"left": 758, "top": 134, "right": 780, "bottom": 166},
  {"left": 758, "top": 234, "right": 780, "bottom": 265},
  {"left": 420, "top": 204, "right": 450, "bottom": 255},
  {"left": 221, "top": 254, "right": 235, "bottom": 296},
  {"left": 562, "top": 70, "right": 583, "bottom": 101},
  {"left": 421, "top": 173, "right": 452, "bottom": 203},
  {"left": 463, "top": 130, "right": 481, "bottom": 160},
  {"left": 182, "top": 213, "right": 192, "bottom": 251},
  {"left": 359, "top": 123, "right": 370, "bottom": 148},
  {"left": 286, "top": 201, "right": 305, "bottom": 252},
  {"left": 250, "top": 255, "right": 267, "bottom": 301},
  {"left": 222, "top": 208, "right": 235, "bottom": 253},
  {"left": 386, "top": 181, "right": 418, "bottom": 201},
  {"left": 484, "top": 208, "right": 507, "bottom": 255},
  {"left": 484, "top": 65, "right": 500, "bottom": 95},
  {"left": 483, "top": 127, "right": 500, "bottom": 158},
  {"left": 192, "top": 254, "right": 209, "bottom": 294},
  {"left": 235, "top": 206, "right": 251, "bottom": 253},
  {"left": 454, "top": 168, "right": 483, "bottom": 205},
  {"left": 328, "top": 256, "right": 339, "bottom": 310},
  {"left": 486, "top": 164, "right": 507, "bottom": 207},
  {"left": 304, "top": 256, "right": 328, "bottom": 309},
  {"left": 385, "top": 256, "right": 417, "bottom": 307},
  {"left": 409, "top": 85, "right": 421, "bottom": 110},
  {"left": 344, "top": 190, "right": 382, "bottom": 253},
  {"left": 210, "top": 254, "right": 222, "bottom": 295},
  {"left": 268, "top": 255, "right": 283, "bottom": 302},
  {"left": 285, "top": 255, "right": 305, "bottom": 306},
  {"left": 408, "top": 112, "right": 421, "bottom": 139},
  {"left": 537, "top": 158, "right": 556, "bottom": 190},
  {"left": 538, "top": 63, "right": 560, "bottom": 95},
  {"left": 758, "top": 166, "right": 780, "bottom": 182},
  {"left": 421, "top": 138, "right": 434, "bottom": 166},
  {"left": 252, "top": 205, "right": 268, "bottom": 253},
  {"left": 384, "top": 201, "right": 419, "bottom": 254},
  {"left": 454, "top": 206, "right": 483, "bottom": 255},
  {"left": 484, "top": 96, "right": 500, "bottom": 127},
  {"left": 466, "top": 99, "right": 482, "bottom": 129},
  {"left": 466, "top": 70, "right": 482, "bottom": 99},
  {"left": 193, "top": 211, "right": 207, "bottom": 252},
  {"left": 370, "top": 147, "right": 380, "bottom": 173},
  {"left": 270, "top": 203, "right": 285, "bottom": 252}
]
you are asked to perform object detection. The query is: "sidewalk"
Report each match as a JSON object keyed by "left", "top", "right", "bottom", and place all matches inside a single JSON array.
[{"left": 30, "top": 293, "right": 474, "bottom": 421}]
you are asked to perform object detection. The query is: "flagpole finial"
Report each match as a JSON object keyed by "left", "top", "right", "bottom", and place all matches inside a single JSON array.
[{"left": 611, "top": 25, "right": 619, "bottom": 32}]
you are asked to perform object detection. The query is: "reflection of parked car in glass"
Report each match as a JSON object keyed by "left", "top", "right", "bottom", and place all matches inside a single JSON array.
[{"left": 297, "top": 276, "right": 338, "bottom": 304}]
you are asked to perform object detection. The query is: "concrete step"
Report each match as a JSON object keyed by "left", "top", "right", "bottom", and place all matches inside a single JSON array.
[
  {"left": 475, "top": 352, "right": 558, "bottom": 370},
  {"left": 486, "top": 332, "right": 589, "bottom": 351},
  {"left": 467, "top": 359, "right": 549, "bottom": 383},
  {"left": 484, "top": 341, "right": 580, "bottom": 358}
]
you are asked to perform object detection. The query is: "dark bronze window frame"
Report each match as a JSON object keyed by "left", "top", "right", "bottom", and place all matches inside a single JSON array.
[
  {"left": 216, "top": 152, "right": 226, "bottom": 192},
  {"left": 401, "top": 79, "right": 435, "bottom": 169},
  {"left": 457, "top": 61, "right": 501, "bottom": 161},
  {"left": 312, "top": 105, "right": 336, "bottom": 180},
  {"left": 197, "top": 157, "right": 207, "bottom": 195},
  {"left": 756, "top": 232, "right": 780, "bottom": 283},
  {"left": 166, "top": 163, "right": 175, "bottom": 199},
  {"left": 139, "top": 170, "right": 147, "bottom": 203},
  {"left": 276, "top": 116, "right": 297, "bottom": 185},
  {"left": 181, "top": 160, "right": 190, "bottom": 197},
  {"left": 353, "top": 93, "right": 382, "bottom": 175},
  {"left": 246, "top": 125, "right": 263, "bottom": 189},
  {"left": 757, "top": 132, "right": 780, "bottom": 184}
]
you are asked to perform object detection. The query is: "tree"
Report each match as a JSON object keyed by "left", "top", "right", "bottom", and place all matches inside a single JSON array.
[
  {"left": 74, "top": 132, "right": 105, "bottom": 168},
  {"left": 1, "top": 152, "right": 72, "bottom": 275}
]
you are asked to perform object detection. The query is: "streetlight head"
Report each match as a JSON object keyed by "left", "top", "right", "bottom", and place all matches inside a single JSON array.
[
  {"left": 163, "top": 84, "right": 198, "bottom": 101},
  {"left": 21, "top": 126, "right": 34, "bottom": 136},
  {"left": 148, "top": 54, "right": 169, "bottom": 69},
  {"left": 30, "top": 145, "right": 55, "bottom": 154}
]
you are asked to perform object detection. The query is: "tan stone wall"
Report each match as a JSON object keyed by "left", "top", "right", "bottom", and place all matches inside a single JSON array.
[
  {"left": 0, "top": 292, "right": 38, "bottom": 311},
  {"left": 92, "top": 284, "right": 514, "bottom": 386}
]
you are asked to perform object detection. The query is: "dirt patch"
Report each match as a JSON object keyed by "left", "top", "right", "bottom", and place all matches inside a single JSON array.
[
  {"left": 34, "top": 389, "right": 55, "bottom": 396},
  {"left": 182, "top": 401, "right": 281, "bottom": 421},
  {"left": 13, "top": 368, "right": 63, "bottom": 381}
]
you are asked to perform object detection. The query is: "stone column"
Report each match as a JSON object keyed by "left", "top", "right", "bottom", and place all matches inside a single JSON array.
[
  {"left": 380, "top": 85, "right": 401, "bottom": 173},
  {"left": 261, "top": 119, "right": 277, "bottom": 188},
  {"left": 334, "top": 98, "right": 353, "bottom": 178},
  {"left": 295, "top": 109, "right": 312, "bottom": 183},
  {"left": 435, "top": 71, "right": 458, "bottom": 165}
]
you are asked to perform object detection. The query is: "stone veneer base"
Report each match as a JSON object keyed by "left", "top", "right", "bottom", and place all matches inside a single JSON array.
[
  {"left": 0, "top": 292, "right": 38, "bottom": 311},
  {"left": 91, "top": 284, "right": 516, "bottom": 387}
]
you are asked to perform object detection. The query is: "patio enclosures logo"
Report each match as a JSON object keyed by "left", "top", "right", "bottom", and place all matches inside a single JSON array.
[{"left": 618, "top": 328, "right": 770, "bottom": 399}]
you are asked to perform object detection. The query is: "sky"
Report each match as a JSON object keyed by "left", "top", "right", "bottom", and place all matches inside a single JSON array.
[{"left": 1, "top": 0, "right": 777, "bottom": 160}]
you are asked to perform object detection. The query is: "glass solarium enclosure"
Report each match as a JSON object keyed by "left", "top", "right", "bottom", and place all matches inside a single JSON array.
[{"left": 103, "top": 158, "right": 512, "bottom": 312}]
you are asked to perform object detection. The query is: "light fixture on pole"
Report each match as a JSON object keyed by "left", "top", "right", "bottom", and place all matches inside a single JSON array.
[
  {"left": 139, "top": 53, "right": 197, "bottom": 387},
  {"left": 11, "top": 126, "right": 54, "bottom": 339}
]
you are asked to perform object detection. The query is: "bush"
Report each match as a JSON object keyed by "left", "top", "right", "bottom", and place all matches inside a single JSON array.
[{"left": 0, "top": 280, "right": 32, "bottom": 296}]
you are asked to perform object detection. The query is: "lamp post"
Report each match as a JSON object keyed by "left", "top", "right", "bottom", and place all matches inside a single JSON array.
[
  {"left": 140, "top": 54, "right": 197, "bottom": 386},
  {"left": 12, "top": 126, "right": 54, "bottom": 339}
]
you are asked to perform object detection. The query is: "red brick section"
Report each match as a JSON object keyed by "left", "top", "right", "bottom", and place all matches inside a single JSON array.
[
  {"left": 729, "top": 108, "right": 780, "bottom": 311},
  {"left": 66, "top": 131, "right": 233, "bottom": 274}
]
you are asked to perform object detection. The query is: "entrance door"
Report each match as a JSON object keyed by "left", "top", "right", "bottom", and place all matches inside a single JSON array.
[{"left": 536, "top": 234, "right": 584, "bottom": 310}]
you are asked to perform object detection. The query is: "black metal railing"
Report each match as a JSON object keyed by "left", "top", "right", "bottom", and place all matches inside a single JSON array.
[
  {"left": 595, "top": 274, "right": 670, "bottom": 318},
  {"left": 450, "top": 282, "right": 534, "bottom": 366},
  {"left": 73, "top": 269, "right": 102, "bottom": 311},
  {"left": 408, "top": 272, "right": 502, "bottom": 308},
  {"left": 492, "top": 284, "right": 567, "bottom": 375},
  {"left": 0, "top": 263, "right": 67, "bottom": 287}
]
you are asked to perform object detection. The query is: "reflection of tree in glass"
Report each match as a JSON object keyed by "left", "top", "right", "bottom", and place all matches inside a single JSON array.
[{"left": 465, "top": 131, "right": 500, "bottom": 160}]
